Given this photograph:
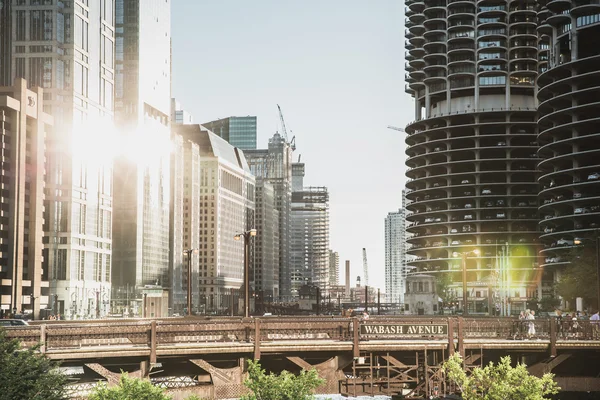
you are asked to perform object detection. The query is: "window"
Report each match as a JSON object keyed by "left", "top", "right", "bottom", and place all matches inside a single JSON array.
[
  {"left": 74, "top": 15, "right": 88, "bottom": 51},
  {"left": 16, "top": 11, "right": 26, "bottom": 40},
  {"left": 30, "top": 10, "right": 53, "bottom": 41},
  {"left": 479, "top": 75, "right": 506, "bottom": 86},
  {"left": 577, "top": 13, "right": 600, "bottom": 27},
  {"left": 29, "top": 57, "right": 53, "bottom": 88}
]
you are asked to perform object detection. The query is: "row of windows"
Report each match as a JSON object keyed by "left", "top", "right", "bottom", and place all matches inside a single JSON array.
[{"left": 576, "top": 13, "right": 600, "bottom": 28}]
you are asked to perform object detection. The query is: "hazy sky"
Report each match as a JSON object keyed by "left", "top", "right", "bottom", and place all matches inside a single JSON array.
[{"left": 171, "top": 1, "right": 415, "bottom": 291}]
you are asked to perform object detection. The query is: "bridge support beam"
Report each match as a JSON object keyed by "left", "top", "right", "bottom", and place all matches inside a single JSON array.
[
  {"left": 528, "top": 353, "right": 571, "bottom": 377},
  {"left": 190, "top": 358, "right": 247, "bottom": 399},
  {"left": 287, "top": 354, "right": 353, "bottom": 394},
  {"left": 85, "top": 362, "right": 148, "bottom": 386}
]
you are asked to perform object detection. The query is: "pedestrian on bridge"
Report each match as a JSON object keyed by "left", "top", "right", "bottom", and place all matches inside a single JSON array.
[{"left": 527, "top": 310, "right": 536, "bottom": 339}]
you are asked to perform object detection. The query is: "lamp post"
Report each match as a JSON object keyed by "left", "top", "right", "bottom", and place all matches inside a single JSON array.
[
  {"left": 234, "top": 229, "right": 257, "bottom": 318},
  {"left": 453, "top": 249, "right": 480, "bottom": 316},
  {"left": 574, "top": 232, "right": 600, "bottom": 309},
  {"left": 183, "top": 249, "right": 198, "bottom": 316}
]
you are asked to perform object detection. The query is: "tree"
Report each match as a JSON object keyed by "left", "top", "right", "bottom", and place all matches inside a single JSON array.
[
  {"left": 88, "top": 373, "right": 171, "bottom": 400},
  {"left": 241, "top": 359, "right": 325, "bottom": 400},
  {"left": 556, "top": 248, "right": 598, "bottom": 308},
  {"left": 0, "top": 328, "right": 69, "bottom": 400},
  {"left": 442, "top": 353, "right": 559, "bottom": 400}
]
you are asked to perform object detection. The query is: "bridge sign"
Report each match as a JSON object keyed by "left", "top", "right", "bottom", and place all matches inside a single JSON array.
[{"left": 360, "top": 323, "right": 448, "bottom": 336}]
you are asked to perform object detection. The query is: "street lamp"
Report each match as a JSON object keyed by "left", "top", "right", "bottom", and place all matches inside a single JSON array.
[
  {"left": 183, "top": 249, "right": 198, "bottom": 316},
  {"left": 234, "top": 228, "right": 257, "bottom": 318},
  {"left": 574, "top": 232, "right": 600, "bottom": 309},
  {"left": 453, "top": 249, "right": 480, "bottom": 316}
]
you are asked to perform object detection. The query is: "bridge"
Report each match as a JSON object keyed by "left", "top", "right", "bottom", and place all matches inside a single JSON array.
[{"left": 5, "top": 316, "right": 600, "bottom": 399}]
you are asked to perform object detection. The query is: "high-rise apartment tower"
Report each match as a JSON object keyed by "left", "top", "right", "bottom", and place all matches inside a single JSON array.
[
  {"left": 404, "top": 0, "right": 542, "bottom": 313},
  {"left": 536, "top": 1, "right": 600, "bottom": 293},
  {"left": 2, "top": 1, "right": 116, "bottom": 318}
]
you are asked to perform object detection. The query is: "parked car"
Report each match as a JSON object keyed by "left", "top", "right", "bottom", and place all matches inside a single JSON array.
[
  {"left": 573, "top": 192, "right": 583, "bottom": 198},
  {"left": 574, "top": 208, "right": 590, "bottom": 214},
  {"left": 451, "top": 240, "right": 461, "bottom": 245},
  {"left": 556, "top": 238, "right": 574, "bottom": 246},
  {"left": 588, "top": 172, "right": 600, "bottom": 180},
  {"left": 464, "top": 203, "right": 473, "bottom": 208},
  {"left": 517, "top": 202, "right": 527, "bottom": 207},
  {"left": 464, "top": 214, "right": 473, "bottom": 220},
  {"left": 450, "top": 228, "right": 458, "bottom": 233},
  {"left": 496, "top": 213, "right": 506, "bottom": 218},
  {"left": 497, "top": 141, "right": 506, "bottom": 146},
  {"left": 482, "top": 189, "right": 492, "bottom": 195},
  {"left": 461, "top": 179, "right": 470, "bottom": 184},
  {"left": 424, "top": 217, "right": 434, "bottom": 223}
]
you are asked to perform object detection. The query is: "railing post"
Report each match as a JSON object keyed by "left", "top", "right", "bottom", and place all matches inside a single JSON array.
[
  {"left": 40, "top": 324, "right": 46, "bottom": 354},
  {"left": 550, "top": 318, "right": 557, "bottom": 357},
  {"left": 254, "top": 318, "right": 261, "bottom": 360},
  {"left": 150, "top": 320, "right": 157, "bottom": 364},
  {"left": 352, "top": 317, "right": 360, "bottom": 359},
  {"left": 457, "top": 317, "right": 465, "bottom": 356},
  {"left": 448, "top": 318, "right": 454, "bottom": 355}
]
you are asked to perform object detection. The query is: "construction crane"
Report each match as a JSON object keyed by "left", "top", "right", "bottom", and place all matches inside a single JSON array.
[
  {"left": 387, "top": 125, "right": 406, "bottom": 133},
  {"left": 277, "top": 104, "right": 296, "bottom": 150},
  {"left": 362, "top": 248, "right": 369, "bottom": 287}
]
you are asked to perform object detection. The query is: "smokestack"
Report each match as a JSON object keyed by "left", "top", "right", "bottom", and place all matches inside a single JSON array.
[{"left": 345, "top": 260, "right": 350, "bottom": 297}]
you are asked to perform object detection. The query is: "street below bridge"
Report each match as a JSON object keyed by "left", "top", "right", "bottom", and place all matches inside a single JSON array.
[{"left": 4, "top": 316, "right": 600, "bottom": 399}]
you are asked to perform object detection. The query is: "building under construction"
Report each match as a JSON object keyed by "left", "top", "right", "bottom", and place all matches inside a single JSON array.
[{"left": 290, "top": 162, "right": 330, "bottom": 298}]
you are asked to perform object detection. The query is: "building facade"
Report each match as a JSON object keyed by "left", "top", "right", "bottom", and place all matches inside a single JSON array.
[
  {"left": 536, "top": 1, "right": 600, "bottom": 298},
  {"left": 245, "top": 133, "right": 294, "bottom": 300},
  {"left": 0, "top": 79, "right": 50, "bottom": 318},
  {"left": 2, "top": 1, "right": 116, "bottom": 319},
  {"left": 385, "top": 212, "right": 406, "bottom": 304},
  {"left": 404, "top": 0, "right": 542, "bottom": 314},
  {"left": 174, "top": 125, "right": 255, "bottom": 313},
  {"left": 202, "top": 116, "right": 257, "bottom": 150},
  {"left": 254, "top": 180, "right": 280, "bottom": 302},
  {"left": 171, "top": 98, "right": 194, "bottom": 125},
  {"left": 112, "top": 0, "right": 172, "bottom": 308},
  {"left": 291, "top": 186, "right": 330, "bottom": 297},
  {"left": 329, "top": 250, "right": 340, "bottom": 287}
]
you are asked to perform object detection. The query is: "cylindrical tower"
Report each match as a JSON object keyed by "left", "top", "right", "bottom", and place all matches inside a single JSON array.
[
  {"left": 404, "top": 0, "right": 541, "bottom": 314},
  {"left": 536, "top": 1, "right": 600, "bottom": 279}
]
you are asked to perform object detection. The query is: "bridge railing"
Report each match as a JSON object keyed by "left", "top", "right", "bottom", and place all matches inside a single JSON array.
[
  {"left": 157, "top": 319, "right": 253, "bottom": 345},
  {"left": 257, "top": 318, "right": 352, "bottom": 341},
  {"left": 3, "top": 317, "right": 599, "bottom": 353}
]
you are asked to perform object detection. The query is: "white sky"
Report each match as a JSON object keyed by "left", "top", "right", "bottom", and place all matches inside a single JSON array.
[{"left": 171, "top": 1, "right": 415, "bottom": 291}]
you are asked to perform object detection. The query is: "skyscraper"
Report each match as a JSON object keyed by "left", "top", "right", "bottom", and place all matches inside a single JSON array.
[
  {"left": 536, "top": 1, "right": 600, "bottom": 299},
  {"left": 385, "top": 202, "right": 410, "bottom": 304},
  {"left": 174, "top": 125, "right": 255, "bottom": 313},
  {"left": 290, "top": 161, "right": 330, "bottom": 296},
  {"left": 0, "top": 79, "right": 50, "bottom": 318},
  {"left": 254, "top": 180, "right": 280, "bottom": 302},
  {"left": 329, "top": 250, "right": 340, "bottom": 287},
  {"left": 245, "top": 133, "right": 294, "bottom": 300},
  {"left": 202, "top": 116, "right": 257, "bottom": 150},
  {"left": 2, "top": 1, "right": 116, "bottom": 318},
  {"left": 112, "top": 0, "right": 172, "bottom": 302},
  {"left": 404, "top": 0, "right": 541, "bottom": 313}
]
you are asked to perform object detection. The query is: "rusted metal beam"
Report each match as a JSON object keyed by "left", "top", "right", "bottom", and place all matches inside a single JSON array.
[
  {"left": 447, "top": 318, "right": 454, "bottom": 355},
  {"left": 150, "top": 320, "right": 157, "bottom": 364},
  {"left": 352, "top": 317, "right": 360, "bottom": 358},
  {"left": 254, "top": 319, "right": 261, "bottom": 360},
  {"left": 555, "top": 377, "right": 600, "bottom": 392}
]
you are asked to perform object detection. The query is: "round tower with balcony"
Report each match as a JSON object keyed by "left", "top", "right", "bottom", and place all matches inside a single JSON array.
[
  {"left": 536, "top": 0, "right": 600, "bottom": 292},
  {"left": 404, "top": 0, "right": 542, "bottom": 314}
]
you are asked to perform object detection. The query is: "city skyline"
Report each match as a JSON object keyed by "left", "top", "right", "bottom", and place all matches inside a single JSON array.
[{"left": 171, "top": 1, "right": 409, "bottom": 290}]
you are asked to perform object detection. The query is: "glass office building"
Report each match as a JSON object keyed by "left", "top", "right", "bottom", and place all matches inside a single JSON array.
[
  {"left": 202, "top": 116, "right": 257, "bottom": 150},
  {"left": 2, "top": 0, "right": 116, "bottom": 318},
  {"left": 112, "top": 0, "right": 172, "bottom": 311}
]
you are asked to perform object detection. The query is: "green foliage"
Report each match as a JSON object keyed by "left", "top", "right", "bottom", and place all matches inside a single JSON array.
[
  {"left": 436, "top": 273, "right": 456, "bottom": 306},
  {"left": 241, "top": 359, "right": 325, "bottom": 400},
  {"left": 0, "top": 328, "right": 68, "bottom": 400},
  {"left": 556, "top": 248, "right": 598, "bottom": 308},
  {"left": 442, "top": 353, "right": 559, "bottom": 400},
  {"left": 88, "top": 373, "right": 171, "bottom": 400}
]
